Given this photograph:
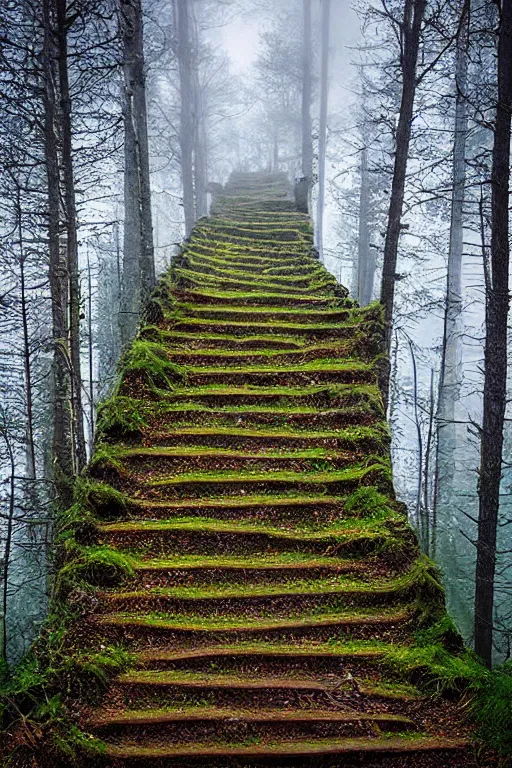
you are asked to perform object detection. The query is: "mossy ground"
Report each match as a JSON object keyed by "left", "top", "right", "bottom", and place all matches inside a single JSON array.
[{"left": 0, "top": 172, "right": 501, "bottom": 767}]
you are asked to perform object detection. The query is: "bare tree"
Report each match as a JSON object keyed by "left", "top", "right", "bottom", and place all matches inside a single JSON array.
[
  {"left": 55, "top": 0, "right": 87, "bottom": 472},
  {"left": 301, "top": 0, "right": 313, "bottom": 183},
  {"left": 176, "top": 0, "right": 196, "bottom": 235},
  {"left": 119, "top": 0, "right": 156, "bottom": 346},
  {"left": 474, "top": 0, "right": 512, "bottom": 668},
  {"left": 433, "top": 0, "right": 469, "bottom": 556},
  {"left": 42, "top": 0, "right": 74, "bottom": 496},
  {"left": 379, "top": 0, "right": 427, "bottom": 406},
  {"left": 316, "top": 0, "right": 331, "bottom": 261}
]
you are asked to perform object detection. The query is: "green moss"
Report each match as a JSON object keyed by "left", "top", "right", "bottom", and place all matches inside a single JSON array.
[
  {"left": 119, "top": 339, "right": 187, "bottom": 393},
  {"left": 0, "top": 645, "right": 134, "bottom": 766},
  {"left": 345, "top": 486, "right": 394, "bottom": 518},
  {"left": 473, "top": 662, "right": 512, "bottom": 757},
  {"left": 96, "top": 395, "right": 149, "bottom": 441},
  {"left": 58, "top": 545, "right": 136, "bottom": 590},
  {"left": 142, "top": 276, "right": 177, "bottom": 324}
]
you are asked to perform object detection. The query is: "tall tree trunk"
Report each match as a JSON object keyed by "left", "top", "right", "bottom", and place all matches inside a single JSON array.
[
  {"left": 87, "top": 251, "right": 95, "bottom": 450},
  {"left": 119, "top": 0, "right": 155, "bottom": 347},
  {"left": 130, "top": 0, "right": 155, "bottom": 296},
  {"left": 176, "top": 0, "right": 196, "bottom": 235},
  {"left": 15, "top": 189, "right": 36, "bottom": 479},
  {"left": 42, "top": 0, "right": 73, "bottom": 499},
  {"left": 301, "top": 0, "right": 313, "bottom": 182},
  {"left": 0, "top": 430, "right": 15, "bottom": 665},
  {"left": 474, "top": 0, "right": 512, "bottom": 669},
  {"left": 380, "top": 0, "right": 427, "bottom": 406},
  {"left": 55, "top": 0, "right": 86, "bottom": 472},
  {"left": 316, "top": 0, "right": 330, "bottom": 261},
  {"left": 120, "top": 73, "right": 142, "bottom": 346},
  {"left": 191, "top": 3, "right": 208, "bottom": 219},
  {"left": 433, "top": 0, "right": 468, "bottom": 556},
  {"left": 357, "top": 144, "right": 375, "bottom": 305}
]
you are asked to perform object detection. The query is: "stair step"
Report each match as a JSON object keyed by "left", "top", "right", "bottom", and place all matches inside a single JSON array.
[
  {"left": 131, "top": 463, "right": 391, "bottom": 501},
  {"left": 174, "top": 289, "right": 342, "bottom": 308},
  {"left": 130, "top": 553, "right": 372, "bottom": 586},
  {"left": 146, "top": 425, "right": 388, "bottom": 453},
  {"left": 129, "top": 495, "right": 347, "bottom": 523},
  {"left": 93, "top": 447, "right": 361, "bottom": 483},
  {"left": 187, "top": 361, "right": 374, "bottom": 388},
  {"left": 96, "top": 606, "right": 414, "bottom": 646},
  {"left": 91, "top": 707, "right": 417, "bottom": 742},
  {"left": 104, "top": 737, "right": 470, "bottom": 766},
  {"left": 166, "top": 343, "right": 359, "bottom": 368},
  {"left": 177, "top": 305, "right": 352, "bottom": 324}
]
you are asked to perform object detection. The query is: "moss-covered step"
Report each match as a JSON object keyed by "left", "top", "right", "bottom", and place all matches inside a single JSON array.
[
  {"left": 95, "top": 605, "right": 416, "bottom": 649},
  {"left": 144, "top": 425, "right": 389, "bottom": 453},
  {"left": 174, "top": 288, "right": 346, "bottom": 307},
  {"left": 102, "top": 737, "right": 471, "bottom": 768},
  {"left": 158, "top": 383, "right": 383, "bottom": 411},
  {"left": 174, "top": 269, "right": 337, "bottom": 298},
  {"left": 90, "top": 445, "right": 366, "bottom": 485},
  {"left": 119, "top": 462, "right": 393, "bottom": 500},
  {"left": 171, "top": 319, "right": 356, "bottom": 340},
  {"left": 90, "top": 707, "right": 417, "bottom": 743},
  {"left": 177, "top": 301, "right": 356, "bottom": 320},
  {"left": 155, "top": 330, "right": 309, "bottom": 351},
  {"left": 134, "top": 641, "right": 389, "bottom": 673},
  {"left": 97, "top": 558, "right": 437, "bottom": 617},
  {"left": 164, "top": 342, "right": 370, "bottom": 368},
  {"left": 124, "top": 494, "right": 367, "bottom": 524},
  {"left": 102, "top": 666, "right": 422, "bottom": 712},
  {"left": 128, "top": 553, "right": 381, "bottom": 587},
  {"left": 186, "top": 360, "right": 375, "bottom": 388},
  {"left": 182, "top": 258, "right": 321, "bottom": 286},
  {"left": 97, "top": 511, "right": 408, "bottom": 557}
]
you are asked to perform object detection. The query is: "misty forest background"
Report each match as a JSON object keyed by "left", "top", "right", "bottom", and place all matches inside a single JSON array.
[{"left": 0, "top": 0, "right": 512, "bottom": 670}]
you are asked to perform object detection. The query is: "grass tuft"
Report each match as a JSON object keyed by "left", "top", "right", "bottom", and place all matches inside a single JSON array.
[{"left": 119, "top": 339, "right": 187, "bottom": 394}]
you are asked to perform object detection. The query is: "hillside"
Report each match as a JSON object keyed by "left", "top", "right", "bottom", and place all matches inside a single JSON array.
[{"left": 6, "top": 172, "right": 479, "bottom": 767}]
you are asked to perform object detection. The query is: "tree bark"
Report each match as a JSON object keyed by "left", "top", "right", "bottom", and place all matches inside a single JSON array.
[
  {"left": 176, "top": 0, "right": 196, "bottom": 235},
  {"left": 55, "top": 0, "right": 87, "bottom": 472},
  {"left": 130, "top": 0, "right": 155, "bottom": 296},
  {"left": 316, "top": 0, "right": 330, "bottom": 262},
  {"left": 15, "top": 188, "right": 36, "bottom": 479},
  {"left": 191, "top": 3, "right": 208, "bottom": 219},
  {"left": 380, "top": 0, "right": 427, "bottom": 406},
  {"left": 119, "top": 0, "right": 155, "bottom": 347},
  {"left": 357, "top": 144, "right": 375, "bottom": 305},
  {"left": 42, "top": 0, "right": 73, "bottom": 498},
  {"left": 474, "top": 0, "right": 512, "bottom": 669},
  {"left": 301, "top": 0, "right": 313, "bottom": 182},
  {"left": 433, "top": 0, "right": 468, "bottom": 556}
]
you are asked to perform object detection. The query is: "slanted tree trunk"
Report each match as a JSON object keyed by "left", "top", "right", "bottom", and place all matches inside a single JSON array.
[
  {"left": 433, "top": 0, "right": 468, "bottom": 556},
  {"left": 301, "top": 0, "right": 313, "bottom": 183},
  {"left": 42, "top": 0, "right": 73, "bottom": 499},
  {"left": 316, "top": 0, "right": 331, "bottom": 261},
  {"left": 119, "top": 0, "right": 155, "bottom": 346},
  {"left": 474, "top": 0, "right": 512, "bottom": 669},
  {"left": 55, "top": 0, "right": 86, "bottom": 472},
  {"left": 176, "top": 0, "right": 196, "bottom": 235},
  {"left": 380, "top": 0, "right": 427, "bottom": 406}
]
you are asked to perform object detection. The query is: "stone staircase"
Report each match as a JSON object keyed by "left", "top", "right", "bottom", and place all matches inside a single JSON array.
[{"left": 81, "top": 172, "right": 474, "bottom": 766}]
